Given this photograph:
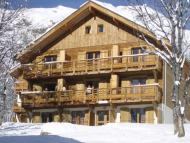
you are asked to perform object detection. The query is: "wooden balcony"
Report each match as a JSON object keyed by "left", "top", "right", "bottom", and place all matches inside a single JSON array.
[
  {"left": 21, "top": 84, "right": 162, "bottom": 108},
  {"left": 22, "top": 54, "right": 162, "bottom": 79}
]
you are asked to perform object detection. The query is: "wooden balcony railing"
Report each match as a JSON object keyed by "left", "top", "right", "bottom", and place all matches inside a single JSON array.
[
  {"left": 22, "top": 54, "right": 161, "bottom": 79},
  {"left": 20, "top": 84, "right": 162, "bottom": 108}
]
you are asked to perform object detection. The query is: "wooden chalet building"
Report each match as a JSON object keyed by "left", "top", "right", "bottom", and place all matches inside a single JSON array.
[{"left": 11, "top": 1, "right": 190, "bottom": 125}]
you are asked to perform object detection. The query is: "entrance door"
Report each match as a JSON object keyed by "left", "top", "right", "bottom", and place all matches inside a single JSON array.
[
  {"left": 41, "top": 112, "right": 53, "bottom": 123},
  {"left": 97, "top": 110, "right": 109, "bottom": 125},
  {"left": 131, "top": 48, "right": 145, "bottom": 62},
  {"left": 131, "top": 79, "right": 146, "bottom": 94},
  {"left": 71, "top": 111, "right": 85, "bottom": 125},
  {"left": 131, "top": 108, "right": 145, "bottom": 123},
  {"left": 86, "top": 52, "right": 100, "bottom": 71}
]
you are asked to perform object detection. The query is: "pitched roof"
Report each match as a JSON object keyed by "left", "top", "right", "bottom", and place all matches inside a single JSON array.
[{"left": 17, "top": 1, "right": 159, "bottom": 63}]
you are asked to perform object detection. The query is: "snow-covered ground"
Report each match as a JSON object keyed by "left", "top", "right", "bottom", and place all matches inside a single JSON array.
[{"left": 0, "top": 123, "right": 190, "bottom": 143}]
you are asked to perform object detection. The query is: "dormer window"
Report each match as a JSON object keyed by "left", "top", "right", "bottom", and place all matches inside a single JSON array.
[
  {"left": 85, "top": 26, "right": 91, "bottom": 34},
  {"left": 98, "top": 24, "right": 104, "bottom": 33}
]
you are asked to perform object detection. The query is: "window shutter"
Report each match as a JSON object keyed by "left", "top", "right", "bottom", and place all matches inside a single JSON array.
[
  {"left": 122, "top": 48, "right": 131, "bottom": 63},
  {"left": 100, "top": 50, "right": 109, "bottom": 58},
  {"left": 77, "top": 52, "right": 86, "bottom": 60},
  {"left": 145, "top": 108, "right": 154, "bottom": 123},
  {"left": 59, "top": 50, "right": 66, "bottom": 62},
  {"left": 120, "top": 108, "right": 131, "bottom": 122}
]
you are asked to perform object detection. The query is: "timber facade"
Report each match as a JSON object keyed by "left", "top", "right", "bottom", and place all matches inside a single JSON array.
[{"left": 11, "top": 1, "right": 189, "bottom": 125}]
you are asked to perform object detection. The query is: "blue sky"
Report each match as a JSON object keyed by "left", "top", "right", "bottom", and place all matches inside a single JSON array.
[{"left": 26, "top": 0, "right": 129, "bottom": 8}]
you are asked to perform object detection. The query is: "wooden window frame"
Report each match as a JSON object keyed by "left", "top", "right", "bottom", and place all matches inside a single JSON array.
[
  {"left": 131, "top": 47, "right": 146, "bottom": 62},
  {"left": 86, "top": 51, "right": 100, "bottom": 60},
  {"left": 43, "top": 55, "right": 57, "bottom": 69},
  {"left": 44, "top": 55, "right": 57, "bottom": 63},
  {"left": 97, "top": 24, "right": 104, "bottom": 33},
  {"left": 85, "top": 25, "right": 91, "bottom": 34}
]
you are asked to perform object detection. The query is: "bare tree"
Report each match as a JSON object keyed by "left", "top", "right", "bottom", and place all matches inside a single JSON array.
[
  {"left": 128, "top": 0, "right": 190, "bottom": 137},
  {"left": 0, "top": 0, "right": 26, "bottom": 125}
]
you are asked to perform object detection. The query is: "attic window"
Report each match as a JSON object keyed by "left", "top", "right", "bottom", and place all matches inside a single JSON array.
[
  {"left": 85, "top": 26, "right": 91, "bottom": 34},
  {"left": 98, "top": 24, "right": 104, "bottom": 33}
]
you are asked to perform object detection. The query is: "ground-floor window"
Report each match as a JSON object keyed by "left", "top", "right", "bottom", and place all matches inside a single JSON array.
[
  {"left": 97, "top": 110, "right": 109, "bottom": 125},
  {"left": 71, "top": 111, "right": 85, "bottom": 125},
  {"left": 41, "top": 112, "right": 53, "bottom": 123},
  {"left": 131, "top": 108, "right": 145, "bottom": 123}
]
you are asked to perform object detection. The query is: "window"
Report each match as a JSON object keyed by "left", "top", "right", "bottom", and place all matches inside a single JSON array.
[
  {"left": 85, "top": 26, "right": 91, "bottom": 34},
  {"left": 131, "top": 79, "right": 146, "bottom": 85},
  {"left": 98, "top": 24, "right": 104, "bottom": 33},
  {"left": 97, "top": 111, "right": 109, "bottom": 125},
  {"left": 71, "top": 111, "right": 85, "bottom": 125},
  {"left": 131, "top": 108, "right": 145, "bottom": 123},
  {"left": 41, "top": 112, "right": 53, "bottom": 123},
  {"left": 131, "top": 47, "right": 146, "bottom": 62},
  {"left": 44, "top": 55, "right": 57, "bottom": 63},
  {"left": 131, "top": 79, "right": 146, "bottom": 94},
  {"left": 86, "top": 51, "right": 100, "bottom": 60},
  {"left": 86, "top": 52, "right": 93, "bottom": 59},
  {"left": 44, "top": 55, "right": 57, "bottom": 69}
]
